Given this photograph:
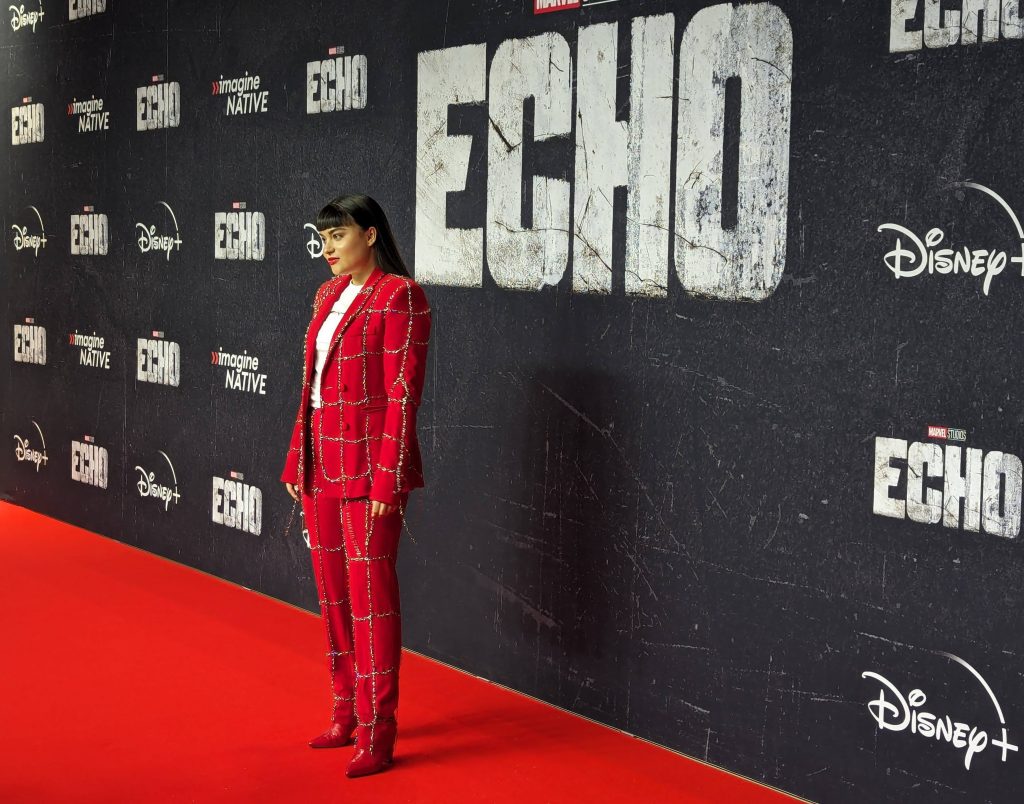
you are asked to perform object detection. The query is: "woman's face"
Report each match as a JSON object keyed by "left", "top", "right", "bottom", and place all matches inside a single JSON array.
[{"left": 318, "top": 223, "right": 377, "bottom": 277}]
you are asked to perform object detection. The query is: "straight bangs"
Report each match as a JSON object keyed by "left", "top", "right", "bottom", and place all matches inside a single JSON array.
[
  {"left": 315, "top": 203, "right": 356, "bottom": 233},
  {"left": 314, "top": 193, "right": 411, "bottom": 277}
]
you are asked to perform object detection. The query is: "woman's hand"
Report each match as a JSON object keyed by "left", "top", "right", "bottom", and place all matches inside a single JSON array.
[
  {"left": 371, "top": 500, "right": 397, "bottom": 517},
  {"left": 284, "top": 482, "right": 299, "bottom": 502}
]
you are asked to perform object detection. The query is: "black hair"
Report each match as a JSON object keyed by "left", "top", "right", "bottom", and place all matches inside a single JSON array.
[{"left": 315, "top": 194, "right": 410, "bottom": 277}]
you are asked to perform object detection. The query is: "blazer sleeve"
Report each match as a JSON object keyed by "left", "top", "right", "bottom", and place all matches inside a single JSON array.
[
  {"left": 280, "top": 412, "right": 302, "bottom": 485},
  {"left": 370, "top": 280, "right": 432, "bottom": 505},
  {"left": 281, "top": 282, "right": 331, "bottom": 485}
]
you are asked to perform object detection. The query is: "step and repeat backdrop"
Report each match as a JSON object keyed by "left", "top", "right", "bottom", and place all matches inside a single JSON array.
[{"left": 4, "top": 1, "right": 1024, "bottom": 800}]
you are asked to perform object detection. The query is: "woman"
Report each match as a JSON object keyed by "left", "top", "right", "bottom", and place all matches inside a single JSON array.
[{"left": 281, "top": 194, "right": 431, "bottom": 778}]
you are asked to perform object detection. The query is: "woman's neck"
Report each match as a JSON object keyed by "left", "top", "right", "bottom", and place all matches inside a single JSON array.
[{"left": 348, "top": 262, "right": 377, "bottom": 286}]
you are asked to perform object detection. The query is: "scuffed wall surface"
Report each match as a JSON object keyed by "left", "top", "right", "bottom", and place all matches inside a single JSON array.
[{"left": 4, "top": 2, "right": 1024, "bottom": 800}]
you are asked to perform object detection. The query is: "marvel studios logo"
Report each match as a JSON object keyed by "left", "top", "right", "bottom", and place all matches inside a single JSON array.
[
  {"left": 926, "top": 425, "right": 967, "bottom": 442},
  {"left": 533, "top": 0, "right": 619, "bottom": 14},
  {"left": 534, "top": 0, "right": 582, "bottom": 13}
]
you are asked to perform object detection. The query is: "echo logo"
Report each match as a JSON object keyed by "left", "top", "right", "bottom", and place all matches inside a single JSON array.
[
  {"left": 214, "top": 206, "right": 265, "bottom": 260},
  {"left": 70, "top": 0, "right": 106, "bottom": 21},
  {"left": 415, "top": 3, "right": 792, "bottom": 300},
  {"left": 12, "top": 100, "right": 44, "bottom": 144},
  {"left": 306, "top": 48, "right": 368, "bottom": 112},
  {"left": 71, "top": 436, "right": 109, "bottom": 489},
  {"left": 212, "top": 472, "right": 262, "bottom": 535},
  {"left": 136, "top": 76, "right": 180, "bottom": 130},
  {"left": 70, "top": 208, "right": 109, "bottom": 255},
  {"left": 136, "top": 333, "right": 181, "bottom": 387},
  {"left": 873, "top": 436, "right": 1023, "bottom": 539},
  {"left": 14, "top": 321, "right": 46, "bottom": 364}
]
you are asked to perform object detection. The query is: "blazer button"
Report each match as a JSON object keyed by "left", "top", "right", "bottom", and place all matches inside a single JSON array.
[
  {"left": 343, "top": 422, "right": 350, "bottom": 431},
  {"left": 340, "top": 383, "right": 348, "bottom": 391}
]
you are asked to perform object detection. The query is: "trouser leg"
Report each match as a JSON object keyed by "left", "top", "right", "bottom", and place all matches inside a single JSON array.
[
  {"left": 303, "top": 488, "right": 356, "bottom": 724},
  {"left": 342, "top": 495, "right": 407, "bottom": 750}
]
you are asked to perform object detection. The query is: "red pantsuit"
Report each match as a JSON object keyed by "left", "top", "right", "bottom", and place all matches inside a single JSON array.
[
  {"left": 303, "top": 482, "right": 408, "bottom": 745},
  {"left": 282, "top": 266, "right": 431, "bottom": 756}
]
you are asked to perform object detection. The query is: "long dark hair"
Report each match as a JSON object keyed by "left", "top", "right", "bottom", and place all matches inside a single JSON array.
[{"left": 315, "top": 194, "right": 410, "bottom": 277}]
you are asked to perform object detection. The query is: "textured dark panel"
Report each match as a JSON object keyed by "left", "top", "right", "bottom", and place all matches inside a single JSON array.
[{"left": 3, "top": 2, "right": 1023, "bottom": 801}]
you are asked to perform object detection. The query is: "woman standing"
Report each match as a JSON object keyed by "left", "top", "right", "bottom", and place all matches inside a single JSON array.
[{"left": 281, "top": 194, "right": 431, "bottom": 778}]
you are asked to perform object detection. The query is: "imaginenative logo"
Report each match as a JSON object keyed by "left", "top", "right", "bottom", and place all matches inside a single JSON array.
[
  {"left": 68, "top": 329, "right": 110, "bottom": 370},
  {"left": 212, "top": 71, "right": 269, "bottom": 115},
  {"left": 211, "top": 347, "right": 267, "bottom": 395},
  {"left": 67, "top": 96, "right": 108, "bottom": 132}
]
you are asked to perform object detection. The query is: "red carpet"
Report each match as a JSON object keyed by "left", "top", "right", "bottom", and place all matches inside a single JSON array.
[{"left": 0, "top": 502, "right": 800, "bottom": 803}]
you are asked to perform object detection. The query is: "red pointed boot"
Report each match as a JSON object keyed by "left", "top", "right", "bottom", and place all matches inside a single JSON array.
[
  {"left": 308, "top": 715, "right": 357, "bottom": 749},
  {"left": 346, "top": 718, "right": 397, "bottom": 778}
]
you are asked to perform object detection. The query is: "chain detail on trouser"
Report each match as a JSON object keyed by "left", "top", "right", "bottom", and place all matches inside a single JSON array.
[{"left": 302, "top": 486, "right": 407, "bottom": 752}]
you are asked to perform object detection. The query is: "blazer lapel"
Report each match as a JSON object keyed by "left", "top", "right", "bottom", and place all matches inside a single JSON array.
[
  {"left": 304, "top": 275, "right": 348, "bottom": 377},
  {"left": 322, "top": 265, "right": 385, "bottom": 367}
]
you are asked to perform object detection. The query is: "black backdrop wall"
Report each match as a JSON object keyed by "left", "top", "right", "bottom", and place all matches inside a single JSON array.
[{"left": 4, "top": 2, "right": 1024, "bottom": 801}]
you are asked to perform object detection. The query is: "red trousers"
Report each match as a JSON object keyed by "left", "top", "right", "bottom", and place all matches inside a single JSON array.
[{"left": 302, "top": 488, "right": 408, "bottom": 750}]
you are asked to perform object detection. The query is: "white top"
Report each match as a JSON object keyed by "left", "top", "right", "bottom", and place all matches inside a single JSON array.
[{"left": 310, "top": 280, "right": 363, "bottom": 409}]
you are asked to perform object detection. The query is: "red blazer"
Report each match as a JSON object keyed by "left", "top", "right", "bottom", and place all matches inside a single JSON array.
[{"left": 281, "top": 266, "right": 432, "bottom": 504}]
